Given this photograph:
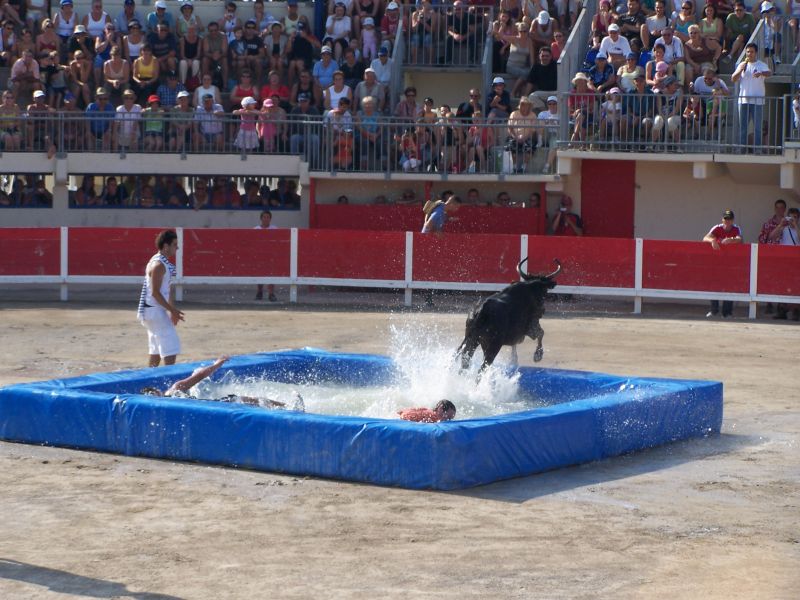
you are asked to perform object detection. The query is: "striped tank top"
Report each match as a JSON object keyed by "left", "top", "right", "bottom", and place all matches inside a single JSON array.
[{"left": 137, "top": 253, "right": 175, "bottom": 320}]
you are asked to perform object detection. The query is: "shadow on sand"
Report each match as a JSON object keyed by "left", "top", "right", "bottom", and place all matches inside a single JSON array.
[
  {"left": 0, "top": 559, "right": 184, "bottom": 600},
  {"left": 455, "top": 432, "right": 762, "bottom": 503}
]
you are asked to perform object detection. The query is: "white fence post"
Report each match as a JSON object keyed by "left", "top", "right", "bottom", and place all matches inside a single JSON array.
[
  {"left": 634, "top": 237, "right": 643, "bottom": 314},
  {"left": 520, "top": 234, "right": 528, "bottom": 276},
  {"left": 749, "top": 243, "right": 758, "bottom": 319},
  {"left": 60, "top": 226, "right": 68, "bottom": 302},
  {"left": 289, "top": 227, "right": 298, "bottom": 303},
  {"left": 404, "top": 231, "right": 413, "bottom": 307},
  {"left": 175, "top": 227, "right": 184, "bottom": 302}
]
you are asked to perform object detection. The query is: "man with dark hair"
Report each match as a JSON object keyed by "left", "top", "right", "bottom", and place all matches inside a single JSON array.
[
  {"left": 398, "top": 400, "right": 457, "bottom": 422},
  {"left": 137, "top": 229, "right": 184, "bottom": 367},
  {"left": 513, "top": 46, "right": 557, "bottom": 107},
  {"left": 255, "top": 209, "right": 278, "bottom": 302},
  {"left": 731, "top": 42, "right": 770, "bottom": 151},
  {"left": 703, "top": 209, "right": 742, "bottom": 318},
  {"left": 724, "top": 2, "right": 755, "bottom": 60}
]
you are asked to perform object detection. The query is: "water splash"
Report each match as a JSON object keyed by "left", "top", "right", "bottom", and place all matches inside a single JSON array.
[{"left": 193, "top": 320, "right": 542, "bottom": 419}]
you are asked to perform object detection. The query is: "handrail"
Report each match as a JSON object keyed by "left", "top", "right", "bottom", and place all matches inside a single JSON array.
[
  {"left": 482, "top": 23, "right": 493, "bottom": 97},
  {"left": 557, "top": 4, "right": 595, "bottom": 97},
  {"left": 390, "top": 7, "right": 406, "bottom": 116}
]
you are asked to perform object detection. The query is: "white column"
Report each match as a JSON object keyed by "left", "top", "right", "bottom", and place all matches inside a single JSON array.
[
  {"left": 289, "top": 227, "right": 298, "bottom": 303},
  {"left": 748, "top": 243, "right": 758, "bottom": 320},
  {"left": 634, "top": 238, "right": 643, "bottom": 315},
  {"left": 175, "top": 227, "right": 184, "bottom": 302},
  {"left": 404, "top": 231, "right": 413, "bottom": 307},
  {"left": 60, "top": 226, "right": 68, "bottom": 301}
]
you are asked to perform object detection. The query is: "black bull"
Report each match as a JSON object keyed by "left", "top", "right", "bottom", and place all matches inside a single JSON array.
[{"left": 456, "top": 259, "right": 561, "bottom": 371}]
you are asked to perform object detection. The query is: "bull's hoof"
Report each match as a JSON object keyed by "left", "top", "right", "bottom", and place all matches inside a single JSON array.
[{"left": 533, "top": 347, "right": 544, "bottom": 362}]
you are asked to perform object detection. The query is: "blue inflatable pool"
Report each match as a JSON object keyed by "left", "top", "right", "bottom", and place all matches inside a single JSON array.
[{"left": 0, "top": 349, "right": 722, "bottom": 490}]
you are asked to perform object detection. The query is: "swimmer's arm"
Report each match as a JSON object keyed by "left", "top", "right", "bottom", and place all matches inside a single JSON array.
[{"left": 172, "top": 356, "right": 230, "bottom": 392}]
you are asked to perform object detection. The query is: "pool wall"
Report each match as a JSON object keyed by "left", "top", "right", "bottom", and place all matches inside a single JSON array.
[{"left": 0, "top": 349, "right": 723, "bottom": 490}]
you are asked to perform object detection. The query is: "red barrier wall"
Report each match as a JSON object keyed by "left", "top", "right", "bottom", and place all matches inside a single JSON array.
[
  {"left": 183, "top": 229, "right": 291, "bottom": 277},
  {"left": 581, "top": 159, "right": 635, "bottom": 238},
  {"left": 527, "top": 236, "right": 636, "bottom": 288},
  {"left": 297, "top": 230, "right": 405, "bottom": 279},
  {"left": 0, "top": 228, "right": 60, "bottom": 276},
  {"left": 68, "top": 227, "right": 163, "bottom": 276},
  {"left": 643, "top": 240, "right": 750, "bottom": 292},
  {"left": 413, "top": 233, "right": 521, "bottom": 283},
  {"left": 314, "top": 205, "right": 545, "bottom": 235},
  {"left": 757, "top": 245, "right": 800, "bottom": 296}
]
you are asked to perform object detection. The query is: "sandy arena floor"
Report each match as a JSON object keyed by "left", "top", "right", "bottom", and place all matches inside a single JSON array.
[{"left": 0, "top": 288, "right": 798, "bottom": 599}]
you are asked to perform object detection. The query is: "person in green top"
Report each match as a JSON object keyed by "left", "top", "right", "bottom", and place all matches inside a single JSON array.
[
  {"left": 724, "top": 2, "right": 755, "bottom": 59},
  {"left": 143, "top": 94, "right": 166, "bottom": 151}
]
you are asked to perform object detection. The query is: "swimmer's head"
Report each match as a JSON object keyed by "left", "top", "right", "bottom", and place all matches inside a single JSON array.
[
  {"left": 140, "top": 387, "right": 163, "bottom": 396},
  {"left": 435, "top": 399, "right": 456, "bottom": 421}
]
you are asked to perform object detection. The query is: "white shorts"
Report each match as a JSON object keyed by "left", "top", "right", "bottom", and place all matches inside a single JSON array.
[{"left": 140, "top": 306, "right": 181, "bottom": 358}]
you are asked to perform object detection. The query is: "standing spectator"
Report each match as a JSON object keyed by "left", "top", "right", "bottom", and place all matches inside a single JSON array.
[
  {"left": 142, "top": 94, "right": 166, "bottom": 151},
  {"left": 114, "top": 0, "right": 144, "bottom": 35},
  {"left": 114, "top": 88, "right": 142, "bottom": 151},
  {"left": 380, "top": 2, "right": 401, "bottom": 52},
  {"left": 731, "top": 42, "right": 770, "bottom": 151},
  {"left": 361, "top": 16, "right": 379, "bottom": 63},
  {"left": 9, "top": 48, "right": 41, "bottom": 100},
  {"left": 446, "top": 1, "right": 477, "bottom": 63},
  {"left": 569, "top": 71, "right": 596, "bottom": 144},
  {"left": 758, "top": 198, "right": 788, "bottom": 245},
  {"left": 233, "top": 96, "right": 260, "bottom": 152},
  {"left": 193, "top": 93, "right": 225, "bottom": 151},
  {"left": 528, "top": 10, "right": 556, "bottom": 66},
  {"left": 168, "top": 90, "right": 193, "bottom": 152},
  {"left": 600, "top": 23, "right": 632, "bottom": 68},
  {"left": 551, "top": 195, "right": 583, "bottom": 236},
  {"left": 254, "top": 209, "right": 278, "bottom": 302},
  {"left": 702, "top": 209, "right": 742, "bottom": 318},
  {"left": 537, "top": 95, "right": 559, "bottom": 173},
  {"left": 85, "top": 87, "right": 115, "bottom": 151},
  {"left": 146, "top": 0, "right": 175, "bottom": 35}
]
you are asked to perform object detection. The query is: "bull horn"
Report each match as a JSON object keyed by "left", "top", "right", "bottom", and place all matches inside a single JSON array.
[
  {"left": 517, "top": 258, "right": 534, "bottom": 281},
  {"left": 546, "top": 259, "right": 562, "bottom": 279}
]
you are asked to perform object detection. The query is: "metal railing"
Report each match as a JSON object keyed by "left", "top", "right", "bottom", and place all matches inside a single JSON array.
[
  {"left": 561, "top": 92, "right": 785, "bottom": 155},
  {"left": 402, "top": 5, "right": 493, "bottom": 68},
  {"left": 786, "top": 93, "right": 800, "bottom": 143},
  {"left": 557, "top": 2, "right": 595, "bottom": 98}
]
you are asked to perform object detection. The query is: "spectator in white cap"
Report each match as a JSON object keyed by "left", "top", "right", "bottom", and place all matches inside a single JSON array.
[
  {"left": 487, "top": 76, "right": 511, "bottom": 121},
  {"left": 147, "top": 0, "right": 175, "bottom": 34},
  {"left": 360, "top": 15, "right": 378, "bottom": 62},
  {"left": 380, "top": 2, "right": 401, "bottom": 53},
  {"left": 537, "top": 95, "right": 559, "bottom": 173},
  {"left": 599, "top": 23, "right": 632, "bottom": 68},
  {"left": 445, "top": 0, "right": 477, "bottom": 63},
  {"left": 169, "top": 89, "right": 194, "bottom": 152},
  {"left": 529, "top": 9, "right": 558, "bottom": 66},
  {"left": 354, "top": 66, "right": 384, "bottom": 112},
  {"left": 759, "top": 2, "right": 781, "bottom": 61}
]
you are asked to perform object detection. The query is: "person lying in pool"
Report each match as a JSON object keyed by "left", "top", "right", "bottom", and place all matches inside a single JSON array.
[
  {"left": 140, "top": 355, "right": 304, "bottom": 411},
  {"left": 398, "top": 400, "right": 456, "bottom": 423}
]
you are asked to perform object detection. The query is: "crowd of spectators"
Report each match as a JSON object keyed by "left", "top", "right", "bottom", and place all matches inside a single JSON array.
[{"left": 362, "top": 186, "right": 541, "bottom": 207}]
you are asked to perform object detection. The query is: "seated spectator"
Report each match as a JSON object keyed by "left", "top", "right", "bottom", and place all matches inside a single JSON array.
[
  {"left": 436, "top": 105, "right": 463, "bottom": 172},
  {"left": 94, "top": 22, "right": 121, "bottom": 87},
  {"left": 394, "top": 86, "right": 420, "bottom": 119},
  {"left": 324, "top": 2, "right": 352, "bottom": 61},
  {"left": 193, "top": 93, "right": 225, "bottom": 151},
  {"left": 123, "top": 19, "right": 145, "bottom": 63},
  {"left": 115, "top": 0, "right": 145, "bottom": 35},
  {"left": 176, "top": 1, "right": 203, "bottom": 38},
  {"left": 0, "top": 90, "right": 22, "bottom": 151},
  {"left": 642, "top": 0, "right": 668, "bottom": 49},
  {"left": 651, "top": 75, "right": 682, "bottom": 144},
  {"left": 340, "top": 47, "right": 365, "bottom": 90},
  {"left": 25, "top": 178, "right": 54, "bottom": 207},
  {"left": 169, "top": 90, "right": 194, "bottom": 152},
  {"left": 201, "top": 20, "right": 228, "bottom": 88},
  {"left": 155, "top": 175, "right": 189, "bottom": 207},
  {"left": 240, "top": 18, "right": 264, "bottom": 81},
  {"left": 551, "top": 195, "right": 583, "bottom": 235},
  {"left": 486, "top": 76, "right": 511, "bottom": 122},
  {"left": 0, "top": 21, "right": 18, "bottom": 68},
  {"left": 324, "top": 96, "right": 355, "bottom": 169},
  {"left": 355, "top": 95, "right": 382, "bottom": 169},
  {"left": 189, "top": 177, "right": 210, "bottom": 210},
  {"left": 178, "top": 24, "right": 202, "bottom": 87},
  {"left": 211, "top": 176, "right": 242, "bottom": 208},
  {"left": 592, "top": 0, "right": 615, "bottom": 40},
  {"left": 53, "top": 1, "right": 76, "bottom": 48},
  {"left": 147, "top": 0, "right": 175, "bottom": 35},
  {"left": 528, "top": 10, "right": 557, "bottom": 66},
  {"left": 16, "top": 28, "right": 34, "bottom": 58},
  {"left": 618, "top": 52, "right": 644, "bottom": 92},
  {"left": 285, "top": 20, "right": 320, "bottom": 88},
  {"left": 494, "top": 191, "right": 511, "bottom": 207},
  {"left": 724, "top": 3, "right": 754, "bottom": 59},
  {"left": 35, "top": 19, "right": 60, "bottom": 59},
  {"left": 60, "top": 91, "right": 84, "bottom": 151},
  {"left": 621, "top": 72, "right": 656, "bottom": 144},
  {"left": 550, "top": 30, "right": 565, "bottom": 61},
  {"left": 232, "top": 96, "right": 260, "bottom": 152},
  {"left": 39, "top": 50, "right": 69, "bottom": 108},
  {"left": 69, "top": 49, "right": 93, "bottom": 106},
  {"left": 313, "top": 45, "right": 338, "bottom": 89},
  {"left": 290, "top": 69, "right": 322, "bottom": 109},
  {"left": 85, "top": 87, "right": 115, "bottom": 151},
  {"left": 513, "top": 46, "right": 557, "bottom": 111},
  {"left": 466, "top": 112, "right": 493, "bottom": 173},
  {"left": 369, "top": 46, "right": 393, "bottom": 91},
  {"left": 456, "top": 88, "right": 483, "bottom": 121},
  {"left": 9, "top": 49, "right": 41, "bottom": 101},
  {"left": 132, "top": 44, "right": 160, "bottom": 104},
  {"left": 98, "top": 175, "right": 128, "bottom": 205},
  {"left": 148, "top": 23, "right": 178, "bottom": 74},
  {"left": 114, "top": 88, "right": 142, "bottom": 151},
  {"left": 380, "top": 2, "right": 402, "bottom": 53},
  {"left": 583, "top": 33, "right": 604, "bottom": 70},
  {"left": 288, "top": 92, "right": 321, "bottom": 161},
  {"left": 67, "top": 25, "right": 94, "bottom": 63},
  {"left": 645, "top": 44, "right": 671, "bottom": 86},
  {"left": 568, "top": 72, "right": 597, "bottom": 144},
  {"left": 588, "top": 52, "right": 618, "bottom": 93},
  {"left": 103, "top": 46, "right": 131, "bottom": 102},
  {"left": 506, "top": 96, "right": 538, "bottom": 173},
  {"left": 653, "top": 27, "right": 685, "bottom": 86},
  {"left": 230, "top": 70, "right": 259, "bottom": 109},
  {"left": 264, "top": 22, "right": 287, "bottom": 79},
  {"left": 600, "top": 24, "right": 632, "bottom": 68},
  {"left": 269, "top": 178, "right": 300, "bottom": 209},
  {"left": 193, "top": 73, "right": 222, "bottom": 107},
  {"left": 242, "top": 179, "right": 264, "bottom": 207},
  {"left": 617, "top": 0, "right": 648, "bottom": 42},
  {"left": 396, "top": 188, "right": 418, "bottom": 204},
  {"left": 684, "top": 25, "right": 720, "bottom": 83},
  {"left": 698, "top": 4, "right": 724, "bottom": 54},
  {"left": 74, "top": 175, "right": 100, "bottom": 207},
  {"left": 142, "top": 94, "right": 166, "bottom": 151},
  {"left": 598, "top": 87, "right": 623, "bottom": 142},
  {"left": 138, "top": 183, "right": 159, "bottom": 208},
  {"left": 672, "top": 0, "right": 697, "bottom": 44},
  {"left": 354, "top": 67, "right": 384, "bottom": 112},
  {"left": 690, "top": 65, "right": 729, "bottom": 136},
  {"left": 399, "top": 127, "right": 420, "bottom": 172},
  {"left": 448, "top": 2, "right": 479, "bottom": 63},
  {"left": 324, "top": 70, "right": 353, "bottom": 112},
  {"left": 259, "top": 71, "right": 288, "bottom": 108},
  {"left": 156, "top": 70, "right": 185, "bottom": 110}
]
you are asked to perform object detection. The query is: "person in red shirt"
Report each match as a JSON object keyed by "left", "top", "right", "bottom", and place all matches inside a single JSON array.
[
  {"left": 398, "top": 400, "right": 456, "bottom": 423},
  {"left": 551, "top": 195, "right": 583, "bottom": 236},
  {"left": 703, "top": 208, "right": 742, "bottom": 318}
]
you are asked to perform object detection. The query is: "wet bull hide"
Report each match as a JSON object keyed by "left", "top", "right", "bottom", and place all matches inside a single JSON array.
[{"left": 456, "top": 259, "right": 561, "bottom": 372}]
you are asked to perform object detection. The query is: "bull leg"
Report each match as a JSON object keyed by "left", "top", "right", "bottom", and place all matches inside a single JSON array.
[
  {"left": 510, "top": 344, "right": 519, "bottom": 367},
  {"left": 531, "top": 324, "right": 544, "bottom": 362},
  {"left": 480, "top": 342, "right": 503, "bottom": 373},
  {"left": 457, "top": 337, "right": 480, "bottom": 371}
]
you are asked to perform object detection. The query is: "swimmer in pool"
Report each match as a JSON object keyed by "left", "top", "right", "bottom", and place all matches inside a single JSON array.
[
  {"left": 398, "top": 400, "right": 456, "bottom": 423},
  {"left": 140, "top": 355, "right": 305, "bottom": 411}
]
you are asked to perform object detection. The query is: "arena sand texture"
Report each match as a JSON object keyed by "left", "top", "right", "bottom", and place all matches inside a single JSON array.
[{"left": 0, "top": 292, "right": 797, "bottom": 599}]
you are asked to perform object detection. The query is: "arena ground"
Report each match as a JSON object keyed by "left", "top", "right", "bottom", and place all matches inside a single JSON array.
[{"left": 0, "top": 287, "right": 798, "bottom": 599}]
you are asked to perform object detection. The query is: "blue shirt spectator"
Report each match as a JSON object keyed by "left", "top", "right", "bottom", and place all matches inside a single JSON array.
[
  {"left": 146, "top": 1, "right": 175, "bottom": 34},
  {"left": 85, "top": 95, "right": 115, "bottom": 136},
  {"left": 313, "top": 51, "right": 338, "bottom": 89}
]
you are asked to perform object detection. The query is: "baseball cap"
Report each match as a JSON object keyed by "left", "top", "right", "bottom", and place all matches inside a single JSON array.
[
  {"left": 181, "top": 1, "right": 194, "bottom": 8},
  {"left": 378, "top": 46, "right": 388, "bottom": 55},
  {"left": 596, "top": 52, "right": 608, "bottom": 60},
  {"left": 537, "top": 10, "right": 550, "bottom": 24},
  {"left": 177, "top": 90, "right": 190, "bottom": 99},
  {"left": 155, "top": 0, "right": 167, "bottom": 9},
  {"left": 519, "top": 95, "right": 532, "bottom": 104},
  {"left": 246, "top": 18, "right": 257, "bottom": 26},
  {"left": 492, "top": 76, "right": 505, "bottom": 85},
  {"left": 364, "top": 67, "right": 375, "bottom": 74},
  {"left": 321, "top": 46, "right": 333, "bottom": 54},
  {"left": 760, "top": 1, "right": 774, "bottom": 12},
  {"left": 123, "top": 89, "right": 136, "bottom": 97},
  {"left": 609, "top": 87, "right": 621, "bottom": 94},
  {"left": 627, "top": 52, "right": 637, "bottom": 60},
  {"left": 33, "top": 90, "right": 46, "bottom": 98},
  {"left": 124, "top": 0, "right": 134, "bottom": 5},
  {"left": 74, "top": 24, "right": 87, "bottom": 33},
  {"left": 296, "top": 21, "right": 305, "bottom": 31},
  {"left": 608, "top": 23, "right": 620, "bottom": 32},
  {"left": 661, "top": 75, "right": 677, "bottom": 86},
  {"left": 387, "top": 1, "right": 399, "bottom": 9},
  {"left": 723, "top": 209, "right": 734, "bottom": 220},
  {"left": 60, "top": 0, "right": 73, "bottom": 5},
  {"left": 297, "top": 92, "right": 310, "bottom": 101},
  {"left": 202, "top": 93, "right": 214, "bottom": 100},
  {"left": 147, "top": 94, "right": 160, "bottom": 103},
  {"left": 242, "top": 96, "right": 257, "bottom": 107},
  {"left": 546, "top": 95, "right": 558, "bottom": 103},
  {"left": 287, "top": 0, "right": 298, "bottom": 4},
  {"left": 363, "top": 17, "right": 374, "bottom": 26},
  {"left": 263, "top": 99, "right": 274, "bottom": 108},
  {"left": 95, "top": 86, "right": 108, "bottom": 96},
  {"left": 656, "top": 60, "right": 668, "bottom": 72}
]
